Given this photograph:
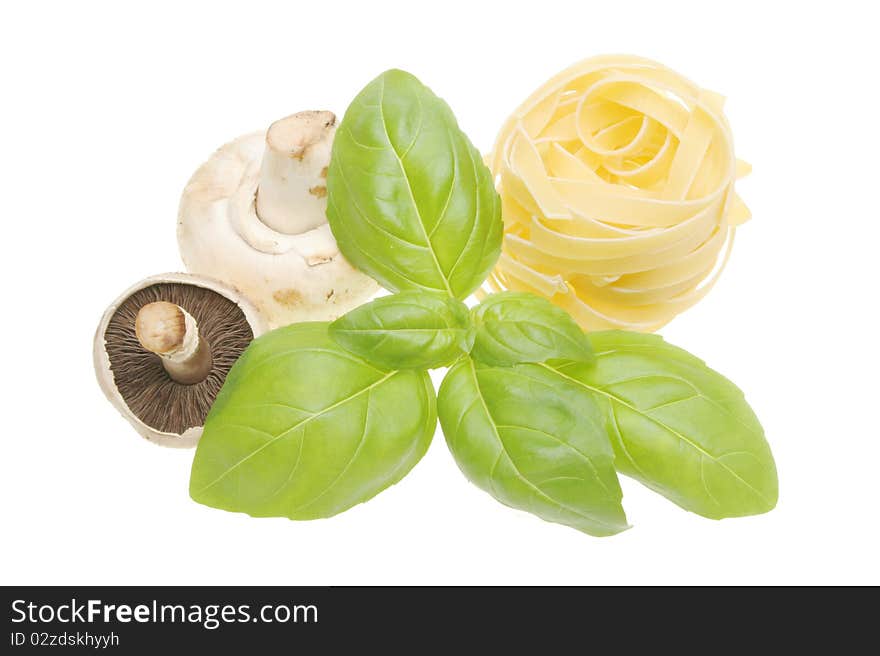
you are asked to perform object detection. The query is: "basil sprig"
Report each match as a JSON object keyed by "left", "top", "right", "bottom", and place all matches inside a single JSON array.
[{"left": 188, "top": 69, "right": 776, "bottom": 535}]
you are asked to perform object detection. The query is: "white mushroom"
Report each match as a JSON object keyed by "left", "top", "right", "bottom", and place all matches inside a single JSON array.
[
  {"left": 177, "top": 111, "right": 379, "bottom": 329},
  {"left": 94, "top": 273, "right": 266, "bottom": 447}
]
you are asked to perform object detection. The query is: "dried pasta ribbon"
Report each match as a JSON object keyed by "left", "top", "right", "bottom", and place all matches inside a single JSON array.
[{"left": 486, "top": 55, "right": 750, "bottom": 332}]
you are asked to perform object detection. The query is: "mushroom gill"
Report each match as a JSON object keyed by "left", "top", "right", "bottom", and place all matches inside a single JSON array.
[{"left": 104, "top": 283, "right": 254, "bottom": 434}]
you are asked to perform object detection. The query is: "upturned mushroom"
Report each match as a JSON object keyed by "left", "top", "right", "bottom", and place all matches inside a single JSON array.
[
  {"left": 94, "top": 273, "right": 266, "bottom": 447},
  {"left": 177, "top": 110, "right": 379, "bottom": 329}
]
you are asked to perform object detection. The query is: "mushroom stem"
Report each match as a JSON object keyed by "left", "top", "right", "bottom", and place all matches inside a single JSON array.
[
  {"left": 135, "top": 302, "right": 213, "bottom": 385},
  {"left": 255, "top": 110, "right": 336, "bottom": 236}
]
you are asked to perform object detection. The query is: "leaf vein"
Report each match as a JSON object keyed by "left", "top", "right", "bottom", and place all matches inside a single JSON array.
[{"left": 194, "top": 371, "right": 397, "bottom": 495}]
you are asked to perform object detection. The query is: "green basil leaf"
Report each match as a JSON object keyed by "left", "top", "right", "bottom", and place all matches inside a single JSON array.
[
  {"left": 547, "top": 331, "right": 778, "bottom": 519},
  {"left": 327, "top": 69, "right": 502, "bottom": 299},
  {"left": 189, "top": 322, "right": 436, "bottom": 519},
  {"left": 470, "top": 292, "right": 593, "bottom": 366},
  {"left": 438, "top": 358, "right": 629, "bottom": 537},
  {"left": 329, "top": 291, "right": 471, "bottom": 369}
]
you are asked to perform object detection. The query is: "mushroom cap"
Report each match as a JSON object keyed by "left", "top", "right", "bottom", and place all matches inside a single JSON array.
[
  {"left": 93, "top": 273, "right": 267, "bottom": 447},
  {"left": 177, "top": 130, "right": 379, "bottom": 329}
]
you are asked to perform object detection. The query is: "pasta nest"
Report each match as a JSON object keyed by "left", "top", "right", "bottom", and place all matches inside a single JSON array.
[{"left": 486, "top": 55, "right": 751, "bottom": 332}]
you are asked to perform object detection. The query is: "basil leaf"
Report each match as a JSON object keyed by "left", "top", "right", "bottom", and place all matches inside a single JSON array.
[
  {"left": 189, "top": 322, "right": 436, "bottom": 519},
  {"left": 547, "top": 331, "right": 778, "bottom": 519},
  {"left": 330, "top": 291, "right": 471, "bottom": 369},
  {"left": 470, "top": 292, "right": 593, "bottom": 366},
  {"left": 438, "top": 358, "right": 628, "bottom": 537},
  {"left": 327, "top": 69, "right": 502, "bottom": 299}
]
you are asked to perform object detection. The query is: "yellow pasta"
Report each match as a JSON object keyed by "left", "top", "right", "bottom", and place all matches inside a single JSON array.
[{"left": 485, "top": 55, "right": 750, "bottom": 332}]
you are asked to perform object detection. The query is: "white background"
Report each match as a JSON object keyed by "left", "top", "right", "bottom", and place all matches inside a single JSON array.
[{"left": 2, "top": 0, "right": 877, "bottom": 585}]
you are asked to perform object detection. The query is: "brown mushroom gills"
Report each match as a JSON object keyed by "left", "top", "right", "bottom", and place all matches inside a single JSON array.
[{"left": 105, "top": 283, "right": 254, "bottom": 435}]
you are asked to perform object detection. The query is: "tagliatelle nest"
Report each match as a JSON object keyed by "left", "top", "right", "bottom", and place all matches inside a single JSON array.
[{"left": 485, "top": 55, "right": 751, "bottom": 332}]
